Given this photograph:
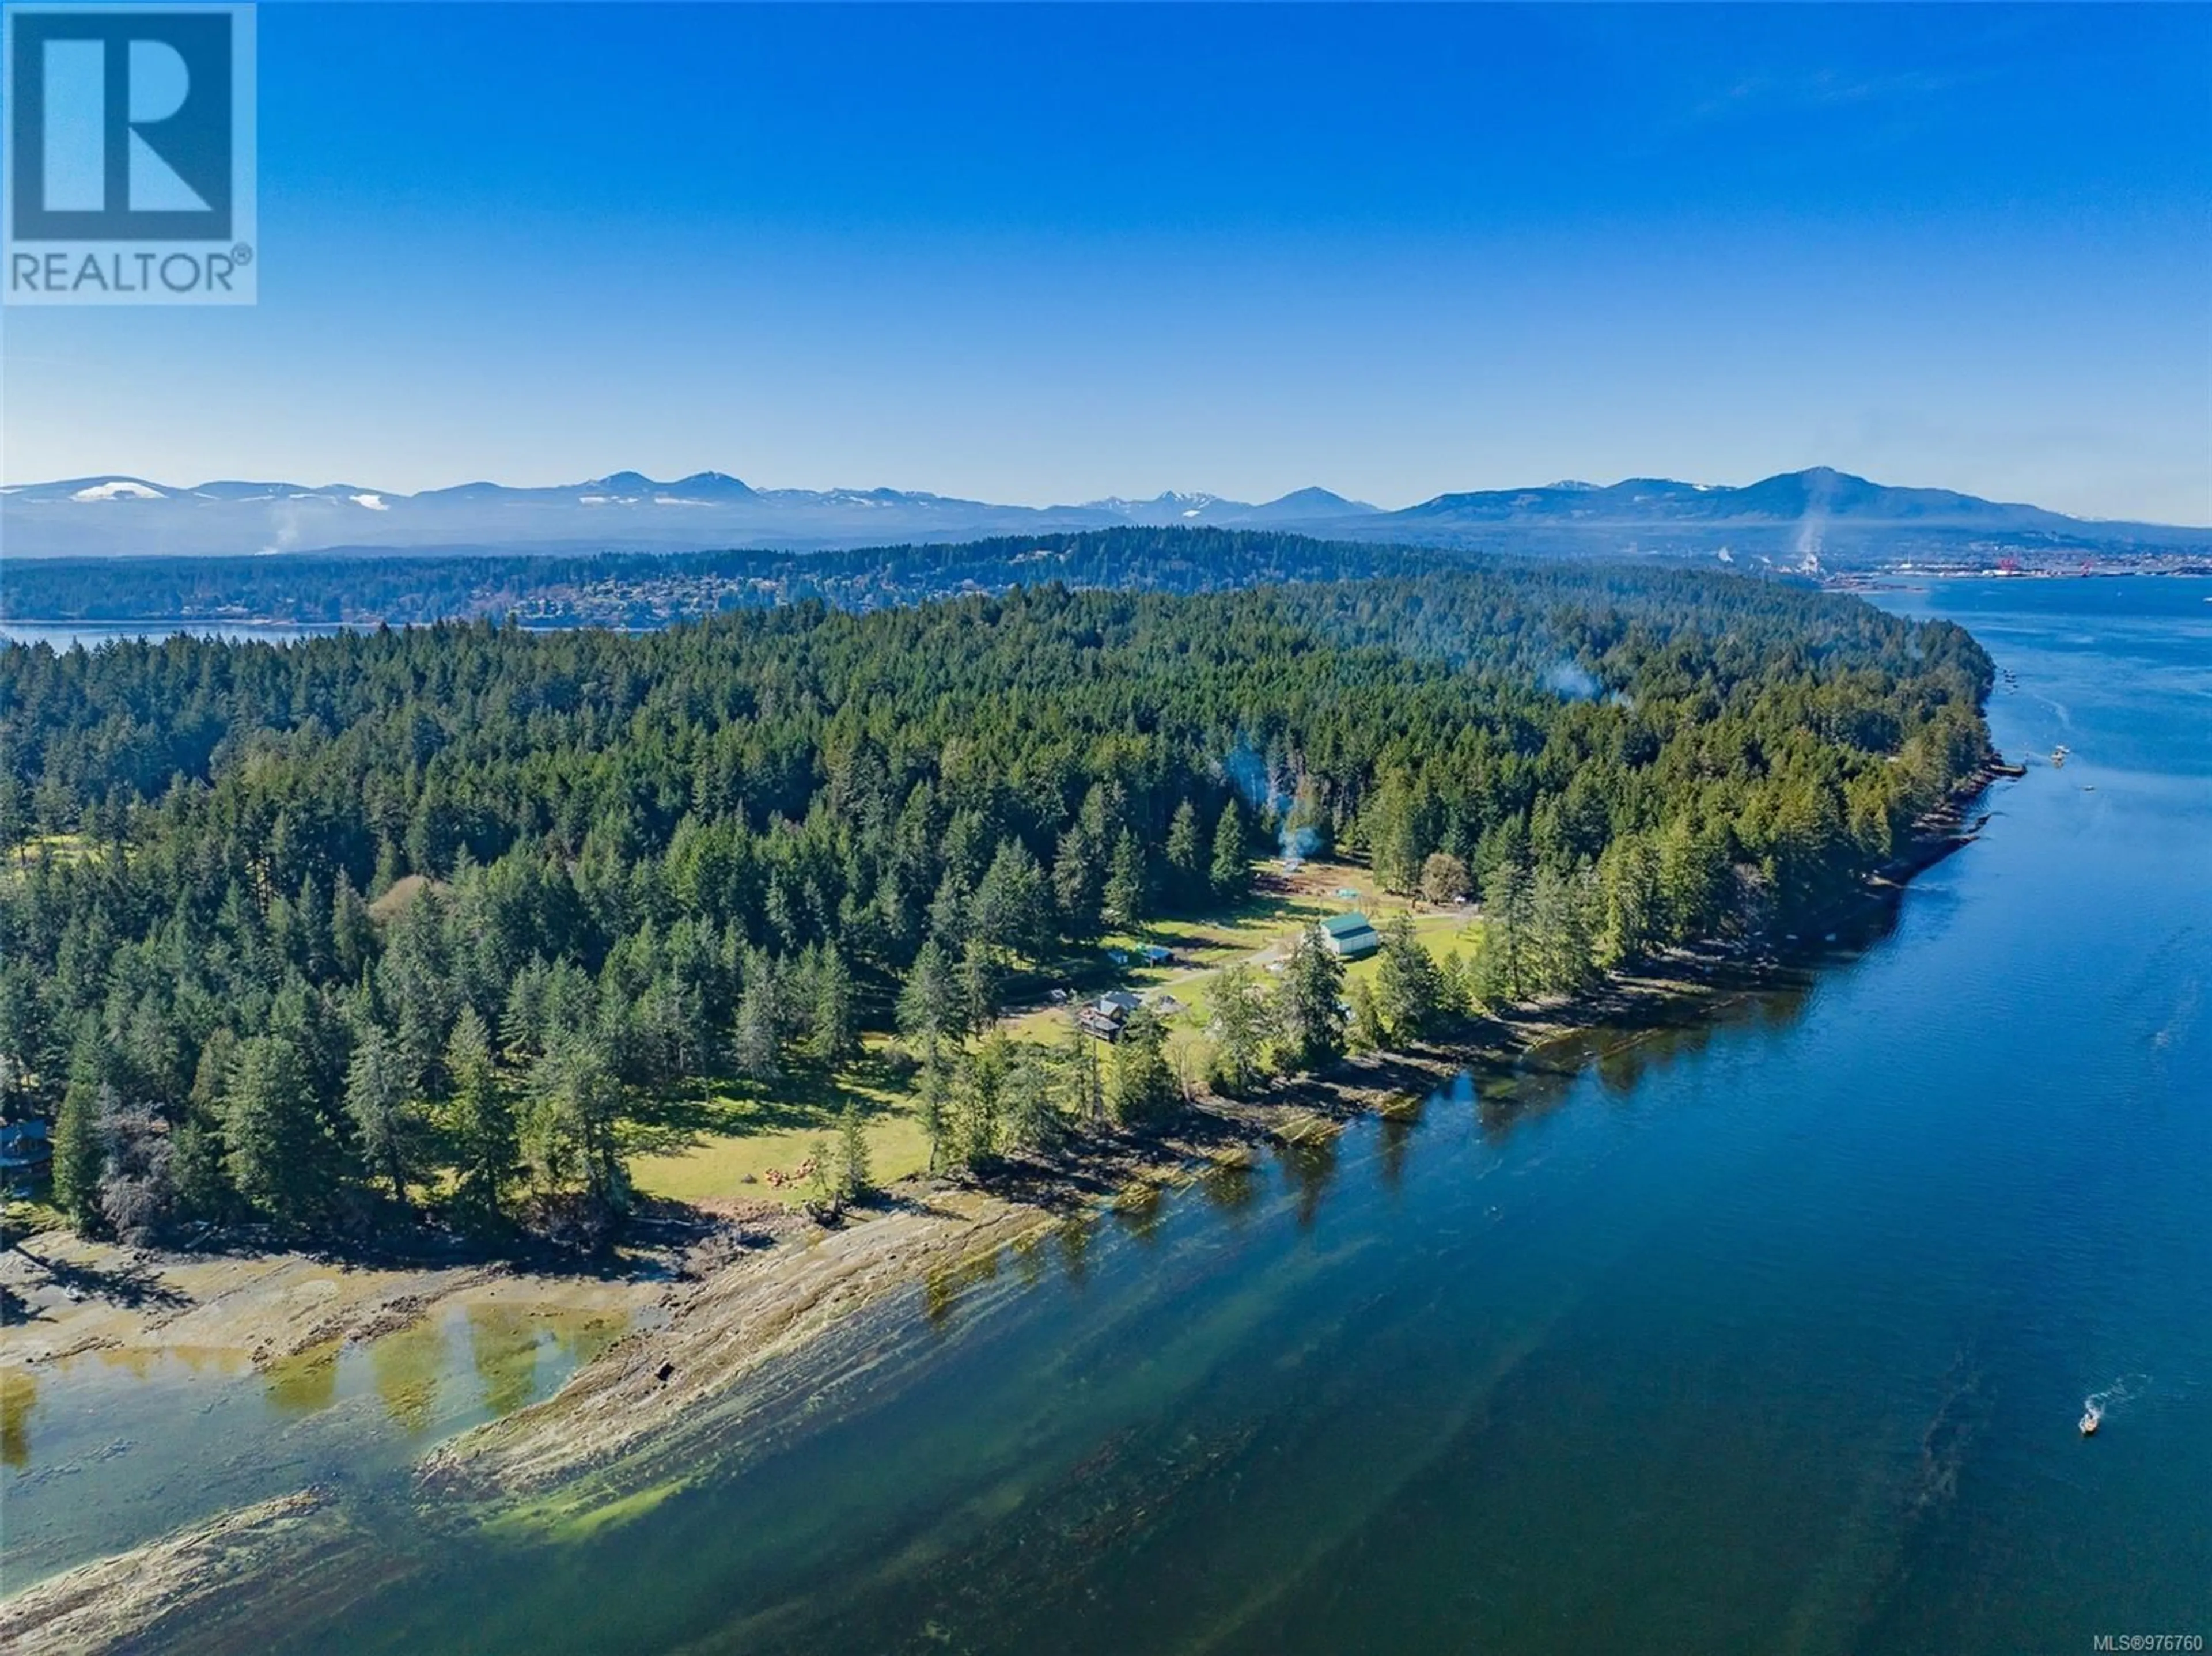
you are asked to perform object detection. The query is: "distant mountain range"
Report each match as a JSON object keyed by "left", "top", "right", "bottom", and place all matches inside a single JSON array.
[{"left": 3, "top": 466, "right": 2202, "bottom": 566}]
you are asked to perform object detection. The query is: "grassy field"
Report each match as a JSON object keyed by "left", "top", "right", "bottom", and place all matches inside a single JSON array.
[
  {"left": 627, "top": 857, "right": 1482, "bottom": 1209},
  {"left": 3, "top": 851, "right": 1475, "bottom": 1218},
  {"left": 626, "top": 1035, "right": 935, "bottom": 1207},
  {"left": 1004, "top": 855, "right": 1478, "bottom": 1040},
  {"left": 0, "top": 832, "right": 104, "bottom": 883}
]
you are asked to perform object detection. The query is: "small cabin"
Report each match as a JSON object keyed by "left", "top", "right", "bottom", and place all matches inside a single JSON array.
[{"left": 1319, "top": 912, "right": 1380, "bottom": 960}]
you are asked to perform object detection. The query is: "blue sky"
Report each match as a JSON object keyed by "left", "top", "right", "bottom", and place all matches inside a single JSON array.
[{"left": 9, "top": 3, "right": 2210, "bottom": 522}]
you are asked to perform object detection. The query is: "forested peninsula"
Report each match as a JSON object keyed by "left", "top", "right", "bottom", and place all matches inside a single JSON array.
[{"left": 1, "top": 560, "right": 1994, "bottom": 1257}]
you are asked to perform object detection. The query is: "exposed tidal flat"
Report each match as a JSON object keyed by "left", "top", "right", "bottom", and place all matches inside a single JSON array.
[
  {"left": 1, "top": 943, "right": 1794, "bottom": 1646},
  {"left": 3, "top": 575, "right": 2207, "bottom": 1653},
  {"left": 0, "top": 1244, "right": 651, "bottom": 1586}
]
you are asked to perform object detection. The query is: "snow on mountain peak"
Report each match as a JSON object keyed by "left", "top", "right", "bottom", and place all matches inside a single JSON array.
[{"left": 71, "top": 480, "right": 166, "bottom": 502}]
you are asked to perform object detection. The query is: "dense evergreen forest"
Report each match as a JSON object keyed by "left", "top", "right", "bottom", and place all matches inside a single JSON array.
[
  {"left": 0, "top": 563, "right": 1992, "bottom": 1250},
  {"left": 5, "top": 528, "right": 1498, "bottom": 628}
]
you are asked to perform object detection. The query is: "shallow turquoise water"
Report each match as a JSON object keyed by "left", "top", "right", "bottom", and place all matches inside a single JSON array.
[
  {"left": 46, "top": 577, "right": 2212, "bottom": 1652},
  {"left": 0, "top": 1299, "right": 634, "bottom": 1590}
]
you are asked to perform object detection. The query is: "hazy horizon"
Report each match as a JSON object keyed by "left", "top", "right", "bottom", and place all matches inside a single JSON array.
[{"left": 6, "top": 461, "right": 2203, "bottom": 530}]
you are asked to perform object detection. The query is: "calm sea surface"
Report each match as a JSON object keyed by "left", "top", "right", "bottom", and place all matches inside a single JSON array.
[
  {"left": 0, "top": 620, "right": 344, "bottom": 650},
  {"left": 17, "top": 577, "right": 2212, "bottom": 1653}
]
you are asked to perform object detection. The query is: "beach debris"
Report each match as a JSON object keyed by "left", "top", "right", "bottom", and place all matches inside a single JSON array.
[{"left": 762, "top": 1157, "right": 817, "bottom": 1190}]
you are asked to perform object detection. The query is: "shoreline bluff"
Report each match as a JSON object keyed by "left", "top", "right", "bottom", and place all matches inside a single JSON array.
[{"left": 0, "top": 766, "right": 2004, "bottom": 1651}]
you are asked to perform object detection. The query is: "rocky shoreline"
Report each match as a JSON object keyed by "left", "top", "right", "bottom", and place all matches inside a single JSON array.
[
  {"left": 0, "top": 764, "right": 2010, "bottom": 1650},
  {"left": 0, "top": 959, "right": 1823, "bottom": 1651}
]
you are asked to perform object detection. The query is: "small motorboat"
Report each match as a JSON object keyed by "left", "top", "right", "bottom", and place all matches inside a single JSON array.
[{"left": 2080, "top": 1407, "right": 2101, "bottom": 1437}]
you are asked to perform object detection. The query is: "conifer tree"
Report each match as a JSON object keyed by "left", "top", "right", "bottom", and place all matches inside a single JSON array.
[
  {"left": 1596, "top": 833, "right": 1660, "bottom": 967},
  {"left": 974, "top": 839, "right": 1050, "bottom": 963},
  {"left": 1003, "top": 1044, "right": 1065, "bottom": 1157},
  {"left": 446, "top": 1006, "right": 515, "bottom": 1219},
  {"left": 1529, "top": 867, "right": 1596, "bottom": 994},
  {"left": 1657, "top": 817, "right": 1728, "bottom": 943},
  {"left": 809, "top": 945, "right": 858, "bottom": 1064},
  {"left": 52, "top": 1019, "right": 106, "bottom": 1228},
  {"left": 958, "top": 936, "right": 999, "bottom": 1031},
  {"left": 1107, "top": 1008, "right": 1179, "bottom": 1127},
  {"left": 1365, "top": 770, "right": 1424, "bottom": 894},
  {"left": 1210, "top": 801, "right": 1251, "bottom": 901},
  {"left": 1346, "top": 979, "right": 1387, "bottom": 1053},
  {"left": 917, "top": 1045, "right": 953, "bottom": 1172},
  {"left": 1165, "top": 801, "right": 1205, "bottom": 908},
  {"left": 346, "top": 1021, "right": 417, "bottom": 1204},
  {"left": 1051, "top": 827, "right": 1101, "bottom": 938},
  {"left": 1207, "top": 964, "right": 1273, "bottom": 1097},
  {"left": 733, "top": 963, "right": 782, "bottom": 1082},
  {"left": 958, "top": 1036, "right": 1006, "bottom": 1165},
  {"left": 897, "top": 938, "right": 961, "bottom": 1053},
  {"left": 1374, "top": 912, "right": 1444, "bottom": 1040},
  {"left": 1062, "top": 1013, "right": 1107, "bottom": 1130},
  {"left": 1434, "top": 948, "right": 1473, "bottom": 1017},
  {"left": 836, "top": 1100, "right": 873, "bottom": 1201},
  {"left": 805, "top": 1135, "right": 836, "bottom": 1210},
  {"left": 523, "top": 1032, "right": 627, "bottom": 1214},
  {"left": 222, "top": 1033, "right": 335, "bottom": 1226},
  {"left": 1104, "top": 830, "right": 1148, "bottom": 932},
  {"left": 1479, "top": 859, "right": 1536, "bottom": 1002},
  {"left": 1278, "top": 929, "right": 1347, "bottom": 1073}
]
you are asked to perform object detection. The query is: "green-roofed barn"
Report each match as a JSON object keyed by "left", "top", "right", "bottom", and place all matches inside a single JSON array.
[{"left": 1318, "top": 912, "right": 1380, "bottom": 960}]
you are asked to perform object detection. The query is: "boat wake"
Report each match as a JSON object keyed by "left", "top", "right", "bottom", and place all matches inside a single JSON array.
[{"left": 2081, "top": 1374, "right": 2152, "bottom": 1433}]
